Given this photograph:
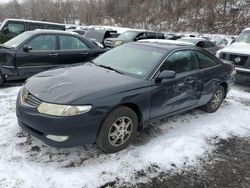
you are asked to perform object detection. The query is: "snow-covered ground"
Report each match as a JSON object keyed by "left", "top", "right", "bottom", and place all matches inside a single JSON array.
[{"left": 0, "top": 85, "right": 249, "bottom": 187}]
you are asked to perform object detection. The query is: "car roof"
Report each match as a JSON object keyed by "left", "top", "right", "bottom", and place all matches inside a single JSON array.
[
  {"left": 2, "top": 18, "right": 64, "bottom": 26},
  {"left": 140, "top": 39, "right": 195, "bottom": 46},
  {"left": 243, "top": 28, "right": 250, "bottom": 32},
  {"left": 134, "top": 41, "right": 198, "bottom": 51},
  {"left": 124, "top": 30, "right": 163, "bottom": 34},
  {"left": 25, "top": 29, "right": 78, "bottom": 35},
  {"left": 179, "top": 37, "right": 207, "bottom": 42}
]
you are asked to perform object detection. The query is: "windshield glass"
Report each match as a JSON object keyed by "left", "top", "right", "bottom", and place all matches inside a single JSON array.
[
  {"left": 93, "top": 44, "right": 166, "bottom": 78},
  {"left": 118, "top": 31, "right": 138, "bottom": 40},
  {"left": 236, "top": 31, "right": 250, "bottom": 43},
  {"left": 3, "top": 32, "right": 32, "bottom": 48}
]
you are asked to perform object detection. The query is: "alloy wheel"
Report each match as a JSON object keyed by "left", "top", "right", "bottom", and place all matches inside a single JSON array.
[
  {"left": 108, "top": 116, "right": 133, "bottom": 147},
  {"left": 211, "top": 89, "right": 223, "bottom": 110}
]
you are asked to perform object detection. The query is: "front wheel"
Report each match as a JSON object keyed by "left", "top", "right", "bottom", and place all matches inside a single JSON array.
[
  {"left": 97, "top": 106, "right": 138, "bottom": 153},
  {"left": 202, "top": 85, "right": 225, "bottom": 113}
]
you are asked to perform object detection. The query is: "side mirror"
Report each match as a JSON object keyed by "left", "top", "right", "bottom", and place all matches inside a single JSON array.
[
  {"left": 23, "top": 45, "right": 32, "bottom": 52},
  {"left": 157, "top": 70, "right": 176, "bottom": 82},
  {"left": 3, "top": 27, "right": 9, "bottom": 34}
]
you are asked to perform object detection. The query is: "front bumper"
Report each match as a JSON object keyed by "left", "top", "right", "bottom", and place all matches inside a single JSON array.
[
  {"left": 235, "top": 68, "right": 250, "bottom": 83},
  {"left": 16, "top": 90, "right": 103, "bottom": 148}
]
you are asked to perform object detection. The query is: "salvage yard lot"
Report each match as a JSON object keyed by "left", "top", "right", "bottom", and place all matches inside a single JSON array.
[{"left": 0, "top": 84, "right": 250, "bottom": 187}]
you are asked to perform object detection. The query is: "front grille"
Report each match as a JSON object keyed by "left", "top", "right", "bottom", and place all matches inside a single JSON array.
[
  {"left": 22, "top": 89, "right": 42, "bottom": 107},
  {"left": 221, "top": 53, "right": 226, "bottom": 59},
  {"left": 229, "top": 55, "right": 248, "bottom": 66}
]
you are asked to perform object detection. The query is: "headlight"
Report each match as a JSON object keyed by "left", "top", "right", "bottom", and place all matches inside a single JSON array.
[
  {"left": 37, "top": 102, "right": 92, "bottom": 116},
  {"left": 114, "top": 41, "right": 123, "bottom": 46}
]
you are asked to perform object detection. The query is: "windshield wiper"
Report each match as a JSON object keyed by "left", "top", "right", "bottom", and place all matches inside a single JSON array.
[
  {"left": 90, "top": 61, "right": 124, "bottom": 74},
  {"left": 99, "top": 64, "right": 124, "bottom": 74}
]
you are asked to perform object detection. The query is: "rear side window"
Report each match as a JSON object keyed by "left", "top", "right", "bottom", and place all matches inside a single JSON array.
[
  {"left": 204, "top": 41, "right": 216, "bottom": 48},
  {"left": 197, "top": 41, "right": 205, "bottom": 48},
  {"left": 6, "top": 22, "right": 25, "bottom": 34},
  {"left": 28, "top": 23, "right": 44, "bottom": 30},
  {"left": 47, "top": 25, "right": 64, "bottom": 30},
  {"left": 146, "top": 32, "right": 156, "bottom": 39},
  {"left": 162, "top": 50, "right": 198, "bottom": 74},
  {"left": 196, "top": 51, "right": 219, "bottom": 69},
  {"left": 156, "top": 33, "right": 165, "bottom": 39},
  {"left": 59, "top": 35, "right": 89, "bottom": 50},
  {"left": 27, "top": 35, "right": 56, "bottom": 51}
]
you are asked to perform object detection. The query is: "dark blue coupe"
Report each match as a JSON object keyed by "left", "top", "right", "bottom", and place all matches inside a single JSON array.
[{"left": 16, "top": 42, "right": 235, "bottom": 153}]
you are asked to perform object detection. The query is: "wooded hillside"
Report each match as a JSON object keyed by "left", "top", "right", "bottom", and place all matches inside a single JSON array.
[{"left": 0, "top": 0, "right": 249, "bottom": 34}]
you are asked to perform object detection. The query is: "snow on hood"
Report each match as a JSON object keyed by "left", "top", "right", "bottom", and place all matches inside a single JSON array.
[{"left": 219, "top": 42, "right": 250, "bottom": 55}]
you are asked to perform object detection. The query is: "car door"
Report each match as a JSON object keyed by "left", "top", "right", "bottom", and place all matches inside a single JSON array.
[
  {"left": 150, "top": 50, "right": 203, "bottom": 119},
  {"left": 195, "top": 51, "right": 221, "bottom": 102},
  {"left": 58, "top": 34, "right": 95, "bottom": 65},
  {"left": 15, "top": 34, "right": 58, "bottom": 78}
]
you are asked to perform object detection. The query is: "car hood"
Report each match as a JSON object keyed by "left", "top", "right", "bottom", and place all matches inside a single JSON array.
[
  {"left": 25, "top": 63, "right": 141, "bottom": 104},
  {"left": 219, "top": 42, "right": 250, "bottom": 55}
]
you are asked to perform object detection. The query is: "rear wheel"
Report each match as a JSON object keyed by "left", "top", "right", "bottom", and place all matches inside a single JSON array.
[
  {"left": 97, "top": 106, "right": 138, "bottom": 153},
  {"left": 202, "top": 85, "right": 225, "bottom": 113},
  {"left": 0, "top": 73, "right": 5, "bottom": 87}
]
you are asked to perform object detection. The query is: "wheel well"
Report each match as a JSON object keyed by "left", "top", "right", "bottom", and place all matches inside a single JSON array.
[
  {"left": 121, "top": 103, "right": 143, "bottom": 130},
  {"left": 220, "top": 82, "right": 228, "bottom": 98}
]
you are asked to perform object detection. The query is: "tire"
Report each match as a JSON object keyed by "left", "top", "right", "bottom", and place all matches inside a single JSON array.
[
  {"left": 97, "top": 106, "right": 138, "bottom": 153},
  {"left": 0, "top": 73, "right": 5, "bottom": 87},
  {"left": 202, "top": 85, "right": 225, "bottom": 113}
]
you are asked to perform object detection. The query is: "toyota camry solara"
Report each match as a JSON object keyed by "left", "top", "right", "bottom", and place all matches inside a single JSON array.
[{"left": 16, "top": 42, "right": 235, "bottom": 153}]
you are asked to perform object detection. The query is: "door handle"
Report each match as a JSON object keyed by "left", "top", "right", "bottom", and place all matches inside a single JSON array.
[
  {"left": 81, "top": 52, "right": 89, "bottom": 55},
  {"left": 49, "top": 53, "right": 58, "bottom": 56}
]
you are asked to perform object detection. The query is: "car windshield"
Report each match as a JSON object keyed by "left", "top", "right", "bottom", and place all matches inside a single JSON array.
[
  {"left": 236, "top": 31, "right": 250, "bottom": 44},
  {"left": 93, "top": 44, "right": 166, "bottom": 78},
  {"left": 118, "top": 31, "right": 138, "bottom": 40},
  {"left": 3, "top": 32, "right": 32, "bottom": 48}
]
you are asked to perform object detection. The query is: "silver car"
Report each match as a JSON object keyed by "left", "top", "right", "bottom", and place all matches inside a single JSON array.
[{"left": 177, "top": 37, "right": 221, "bottom": 55}]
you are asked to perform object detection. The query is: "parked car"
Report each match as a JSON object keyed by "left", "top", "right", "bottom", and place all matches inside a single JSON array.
[
  {"left": 0, "top": 19, "right": 65, "bottom": 44},
  {"left": 216, "top": 28, "right": 250, "bottom": 83},
  {"left": 16, "top": 42, "right": 235, "bottom": 153},
  {"left": 177, "top": 37, "right": 220, "bottom": 55},
  {"left": 140, "top": 39, "right": 196, "bottom": 47},
  {"left": 165, "top": 33, "right": 184, "bottom": 40},
  {"left": 85, "top": 29, "right": 113, "bottom": 47},
  {"left": 71, "top": 29, "right": 87, "bottom": 36},
  {"left": 104, "top": 30, "right": 165, "bottom": 48},
  {"left": 0, "top": 30, "right": 106, "bottom": 86}
]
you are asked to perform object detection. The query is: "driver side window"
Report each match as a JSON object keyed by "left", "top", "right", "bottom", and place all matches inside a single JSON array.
[
  {"left": 27, "top": 35, "right": 56, "bottom": 51},
  {"left": 135, "top": 32, "right": 147, "bottom": 40},
  {"left": 6, "top": 22, "right": 25, "bottom": 34},
  {"left": 161, "top": 50, "right": 198, "bottom": 74}
]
